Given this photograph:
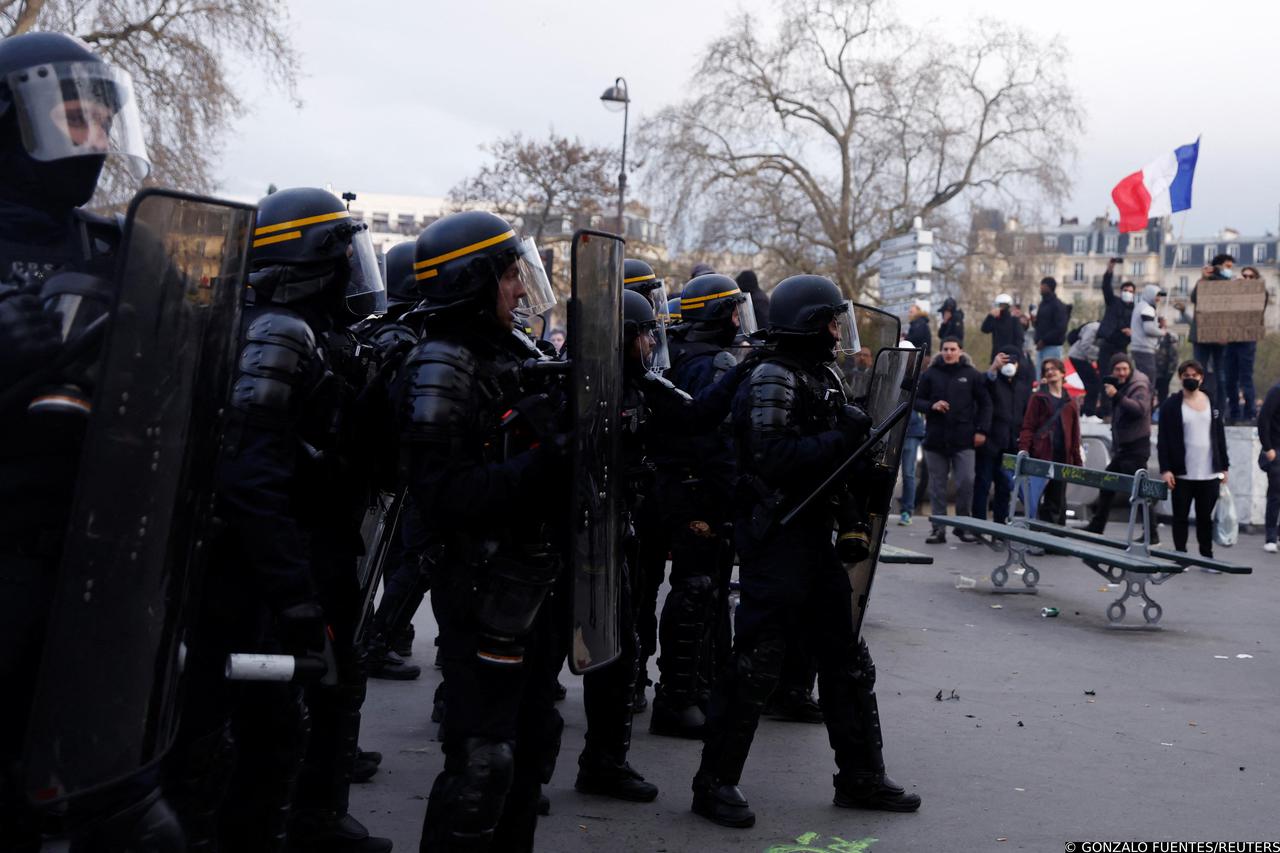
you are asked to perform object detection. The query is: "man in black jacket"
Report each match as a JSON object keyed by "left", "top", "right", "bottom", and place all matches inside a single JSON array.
[
  {"left": 1258, "top": 381, "right": 1280, "bottom": 552},
  {"left": 973, "top": 345, "right": 1033, "bottom": 522},
  {"left": 980, "top": 293, "right": 1025, "bottom": 355},
  {"left": 916, "top": 338, "right": 992, "bottom": 544},
  {"left": 1033, "top": 277, "right": 1070, "bottom": 373},
  {"left": 938, "top": 297, "right": 964, "bottom": 345},
  {"left": 1096, "top": 259, "right": 1134, "bottom": 414}
]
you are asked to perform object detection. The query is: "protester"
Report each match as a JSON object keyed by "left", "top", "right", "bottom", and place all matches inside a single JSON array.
[
  {"left": 915, "top": 338, "right": 992, "bottom": 544},
  {"left": 1223, "top": 265, "right": 1264, "bottom": 423},
  {"left": 1190, "top": 253, "right": 1234, "bottom": 412},
  {"left": 1067, "top": 320, "right": 1102, "bottom": 421},
  {"left": 1018, "top": 358, "right": 1082, "bottom": 524},
  {"left": 1128, "top": 284, "right": 1164, "bottom": 391},
  {"left": 549, "top": 326, "right": 567, "bottom": 353},
  {"left": 896, "top": 344, "right": 926, "bottom": 526},
  {"left": 1154, "top": 316, "right": 1179, "bottom": 409},
  {"left": 735, "top": 269, "right": 770, "bottom": 330},
  {"left": 973, "top": 345, "right": 1032, "bottom": 523},
  {"left": 1032, "top": 277, "right": 1070, "bottom": 373},
  {"left": 1258, "top": 379, "right": 1280, "bottom": 553},
  {"left": 1096, "top": 259, "right": 1134, "bottom": 415},
  {"left": 938, "top": 297, "right": 964, "bottom": 345},
  {"left": 980, "top": 293, "right": 1025, "bottom": 354},
  {"left": 1157, "top": 360, "right": 1229, "bottom": 560},
  {"left": 905, "top": 299, "right": 931, "bottom": 354},
  {"left": 1084, "top": 354, "right": 1155, "bottom": 539}
]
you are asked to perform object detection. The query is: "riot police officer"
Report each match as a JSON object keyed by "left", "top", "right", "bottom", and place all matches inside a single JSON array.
[
  {"left": 169, "top": 186, "right": 393, "bottom": 853},
  {"left": 0, "top": 31, "right": 183, "bottom": 850},
  {"left": 401, "top": 210, "right": 567, "bottom": 852},
  {"left": 647, "top": 273, "right": 753, "bottom": 737},
  {"left": 691, "top": 275, "right": 922, "bottom": 828}
]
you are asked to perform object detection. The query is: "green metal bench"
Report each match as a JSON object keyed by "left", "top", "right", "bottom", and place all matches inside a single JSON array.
[
  {"left": 930, "top": 452, "right": 1193, "bottom": 626},
  {"left": 1022, "top": 519, "right": 1252, "bottom": 575}
]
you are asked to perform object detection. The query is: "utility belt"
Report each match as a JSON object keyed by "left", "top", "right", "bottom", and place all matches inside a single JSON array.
[{"left": 465, "top": 544, "right": 561, "bottom": 667}]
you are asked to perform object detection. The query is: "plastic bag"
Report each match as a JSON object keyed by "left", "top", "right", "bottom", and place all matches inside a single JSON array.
[{"left": 1214, "top": 481, "right": 1238, "bottom": 547}]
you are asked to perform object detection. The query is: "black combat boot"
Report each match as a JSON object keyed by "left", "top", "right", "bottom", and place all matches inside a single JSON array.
[
  {"left": 366, "top": 648, "right": 421, "bottom": 681},
  {"left": 691, "top": 774, "right": 754, "bottom": 828},
  {"left": 574, "top": 754, "right": 659, "bottom": 802},
  {"left": 832, "top": 772, "right": 921, "bottom": 812}
]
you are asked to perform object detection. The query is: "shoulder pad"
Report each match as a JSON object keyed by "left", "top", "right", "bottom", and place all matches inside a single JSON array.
[
  {"left": 401, "top": 337, "right": 479, "bottom": 442},
  {"left": 640, "top": 371, "right": 693, "bottom": 403},
  {"left": 749, "top": 361, "right": 799, "bottom": 433},
  {"left": 371, "top": 321, "right": 418, "bottom": 352},
  {"left": 231, "top": 308, "right": 319, "bottom": 421}
]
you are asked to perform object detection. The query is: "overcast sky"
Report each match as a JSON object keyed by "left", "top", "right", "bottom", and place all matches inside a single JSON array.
[{"left": 218, "top": 0, "right": 1280, "bottom": 239}]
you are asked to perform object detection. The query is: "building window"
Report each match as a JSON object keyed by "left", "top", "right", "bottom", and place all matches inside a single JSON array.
[
  {"left": 1227, "top": 243, "right": 1239, "bottom": 260},
  {"left": 1013, "top": 263, "right": 1025, "bottom": 278},
  {"left": 1204, "top": 244, "right": 1217, "bottom": 264},
  {"left": 350, "top": 209, "right": 365, "bottom": 222},
  {"left": 1073, "top": 236, "right": 1087, "bottom": 254},
  {"left": 1129, "top": 232, "right": 1147, "bottom": 252},
  {"left": 1073, "top": 262, "right": 1085, "bottom": 282},
  {"left": 1042, "top": 234, "right": 1057, "bottom": 250},
  {"left": 1040, "top": 262, "right": 1054, "bottom": 277},
  {"left": 397, "top": 213, "right": 416, "bottom": 235},
  {"left": 1131, "top": 260, "right": 1145, "bottom": 277},
  {"left": 372, "top": 212, "right": 390, "bottom": 230},
  {"left": 1178, "top": 245, "right": 1191, "bottom": 264},
  {"left": 1255, "top": 244, "right": 1269, "bottom": 262},
  {"left": 1012, "top": 236, "right": 1025, "bottom": 253},
  {"left": 1104, "top": 234, "right": 1118, "bottom": 253},
  {"left": 1178, "top": 275, "right": 1189, "bottom": 294}
]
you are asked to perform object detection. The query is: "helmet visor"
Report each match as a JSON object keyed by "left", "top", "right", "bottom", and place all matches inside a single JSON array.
[
  {"left": 647, "top": 282, "right": 669, "bottom": 318},
  {"left": 645, "top": 319, "right": 670, "bottom": 374},
  {"left": 734, "top": 293, "right": 759, "bottom": 339},
  {"left": 515, "top": 236, "right": 556, "bottom": 318},
  {"left": 346, "top": 226, "right": 387, "bottom": 317},
  {"left": 5, "top": 61, "right": 149, "bottom": 180},
  {"left": 836, "top": 301, "right": 860, "bottom": 355}
]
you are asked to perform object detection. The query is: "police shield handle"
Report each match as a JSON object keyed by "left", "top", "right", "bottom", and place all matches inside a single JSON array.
[{"left": 778, "top": 400, "right": 913, "bottom": 528}]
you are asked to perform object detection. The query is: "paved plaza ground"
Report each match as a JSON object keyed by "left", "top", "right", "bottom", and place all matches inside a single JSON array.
[{"left": 353, "top": 523, "right": 1279, "bottom": 852}]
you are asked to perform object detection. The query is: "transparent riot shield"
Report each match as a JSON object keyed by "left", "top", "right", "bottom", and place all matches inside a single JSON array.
[
  {"left": 24, "top": 189, "right": 254, "bottom": 804},
  {"left": 844, "top": 346, "right": 924, "bottom": 638},
  {"left": 834, "top": 302, "right": 901, "bottom": 402},
  {"left": 352, "top": 489, "right": 406, "bottom": 645},
  {"left": 566, "top": 229, "right": 624, "bottom": 674}
]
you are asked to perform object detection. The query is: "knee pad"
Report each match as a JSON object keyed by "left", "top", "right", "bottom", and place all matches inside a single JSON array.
[
  {"left": 737, "top": 634, "right": 785, "bottom": 708},
  {"left": 450, "top": 738, "right": 516, "bottom": 839},
  {"left": 667, "top": 575, "right": 714, "bottom": 617}
]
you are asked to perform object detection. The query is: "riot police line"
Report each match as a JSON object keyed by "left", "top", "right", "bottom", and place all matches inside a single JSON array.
[{"left": 1, "top": 32, "right": 925, "bottom": 853}]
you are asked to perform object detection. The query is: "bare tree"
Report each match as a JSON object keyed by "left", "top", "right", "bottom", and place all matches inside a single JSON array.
[
  {"left": 2, "top": 0, "right": 300, "bottom": 201},
  {"left": 449, "top": 131, "right": 616, "bottom": 246},
  {"left": 639, "top": 0, "right": 1083, "bottom": 299}
]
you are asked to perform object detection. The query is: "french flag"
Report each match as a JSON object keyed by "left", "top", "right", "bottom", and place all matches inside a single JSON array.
[{"left": 1110, "top": 139, "right": 1200, "bottom": 233}]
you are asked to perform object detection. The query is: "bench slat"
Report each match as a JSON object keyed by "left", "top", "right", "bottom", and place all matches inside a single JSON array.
[
  {"left": 929, "top": 515, "right": 1184, "bottom": 574},
  {"left": 1022, "top": 519, "right": 1252, "bottom": 574},
  {"left": 1001, "top": 454, "right": 1168, "bottom": 500}
]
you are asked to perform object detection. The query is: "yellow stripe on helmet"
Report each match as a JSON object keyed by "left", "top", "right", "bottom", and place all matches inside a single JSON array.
[
  {"left": 624, "top": 273, "right": 657, "bottom": 284},
  {"left": 414, "top": 268, "right": 439, "bottom": 282},
  {"left": 680, "top": 287, "right": 741, "bottom": 309},
  {"left": 253, "top": 210, "right": 350, "bottom": 237},
  {"left": 251, "top": 230, "right": 302, "bottom": 248},
  {"left": 413, "top": 230, "right": 516, "bottom": 270}
]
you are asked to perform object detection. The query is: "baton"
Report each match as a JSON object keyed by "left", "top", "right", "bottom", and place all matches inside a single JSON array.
[
  {"left": 778, "top": 400, "right": 912, "bottom": 528},
  {"left": 225, "top": 653, "right": 331, "bottom": 683}
]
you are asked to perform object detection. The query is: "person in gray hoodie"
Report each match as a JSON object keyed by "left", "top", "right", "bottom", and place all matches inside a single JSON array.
[
  {"left": 1128, "top": 284, "right": 1165, "bottom": 388},
  {"left": 1084, "top": 353, "right": 1157, "bottom": 539}
]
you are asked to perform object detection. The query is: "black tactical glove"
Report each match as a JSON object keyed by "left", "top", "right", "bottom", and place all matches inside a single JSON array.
[
  {"left": 507, "top": 391, "right": 567, "bottom": 440},
  {"left": 0, "top": 292, "right": 61, "bottom": 389},
  {"left": 276, "top": 601, "right": 329, "bottom": 659},
  {"left": 838, "top": 403, "right": 872, "bottom": 439}
]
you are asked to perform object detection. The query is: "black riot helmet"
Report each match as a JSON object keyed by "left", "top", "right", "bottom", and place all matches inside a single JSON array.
[
  {"left": 623, "top": 288, "right": 670, "bottom": 375},
  {"left": 412, "top": 210, "right": 555, "bottom": 324},
  {"left": 383, "top": 240, "right": 417, "bottom": 308},
  {"left": 679, "top": 273, "right": 757, "bottom": 346},
  {"left": 664, "top": 296, "right": 683, "bottom": 327},
  {"left": 768, "top": 274, "right": 859, "bottom": 359},
  {"left": 0, "top": 32, "right": 149, "bottom": 212},
  {"left": 623, "top": 258, "right": 662, "bottom": 296},
  {"left": 248, "top": 186, "right": 386, "bottom": 321}
]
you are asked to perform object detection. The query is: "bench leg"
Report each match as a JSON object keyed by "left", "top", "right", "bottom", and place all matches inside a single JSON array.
[
  {"left": 1103, "top": 571, "right": 1163, "bottom": 625},
  {"left": 990, "top": 543, "right": 1039, "bottom": 594}
]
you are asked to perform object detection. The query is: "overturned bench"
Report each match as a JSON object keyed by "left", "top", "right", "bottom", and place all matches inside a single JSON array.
[{"left": 928, "top": 452, "right": 1248, "bottom": 627}]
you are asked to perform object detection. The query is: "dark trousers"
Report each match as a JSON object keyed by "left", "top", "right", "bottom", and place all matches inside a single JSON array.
[
  {"left": 580, "top": 561, "right": 639, "bottom": 762},
  {"left": 1224, "top": 341, "right": 1258, "bottom": 420},
  {"left": 1089, "top": 444, "right": 1151, "bottom": 531},
  {"left": 972, "top": 447, "right": 1014, "bottom": 522},
  {"left": 1172, "top": 478, "right": 1219, "bottom": 558},
  {"left": 1075, "top": 358, "right": 1101, "bottom": 417},
  {"left": 1266, "top": 462, "right": 1280, "bottom": 542},
  {"left": 1038, "top": 479, "right": 1068, "bottom": 526},
  {"left": 1194, "top": 343, "right": 1227, "bottom": 412}
]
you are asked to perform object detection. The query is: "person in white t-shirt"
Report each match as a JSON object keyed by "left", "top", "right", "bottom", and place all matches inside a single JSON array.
[{"left": 1156, "top": 360, "right": 1230, "bottom": 560}]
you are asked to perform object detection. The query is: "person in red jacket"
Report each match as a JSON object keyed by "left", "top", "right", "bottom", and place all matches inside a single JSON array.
[{"left": 1018, "top": 358, "right": 1082, "bottom": 523}]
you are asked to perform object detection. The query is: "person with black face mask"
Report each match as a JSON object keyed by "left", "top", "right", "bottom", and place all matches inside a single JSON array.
[
  {"left": 691, "top": 275, "right": 920, "bottom": 829},
  {"left": 1156, "top": 360, "right": 1229, "bottom": 561}
]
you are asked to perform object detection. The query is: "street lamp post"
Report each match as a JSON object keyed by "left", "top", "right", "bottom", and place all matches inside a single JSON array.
[{"left": 600, "top": 76, "right": 629, "bottom": 238}]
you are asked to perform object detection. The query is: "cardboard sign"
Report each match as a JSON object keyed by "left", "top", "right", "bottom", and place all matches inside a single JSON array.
[{"left": 1192, "top": 278, "right": 1267, "bottom": 343}]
